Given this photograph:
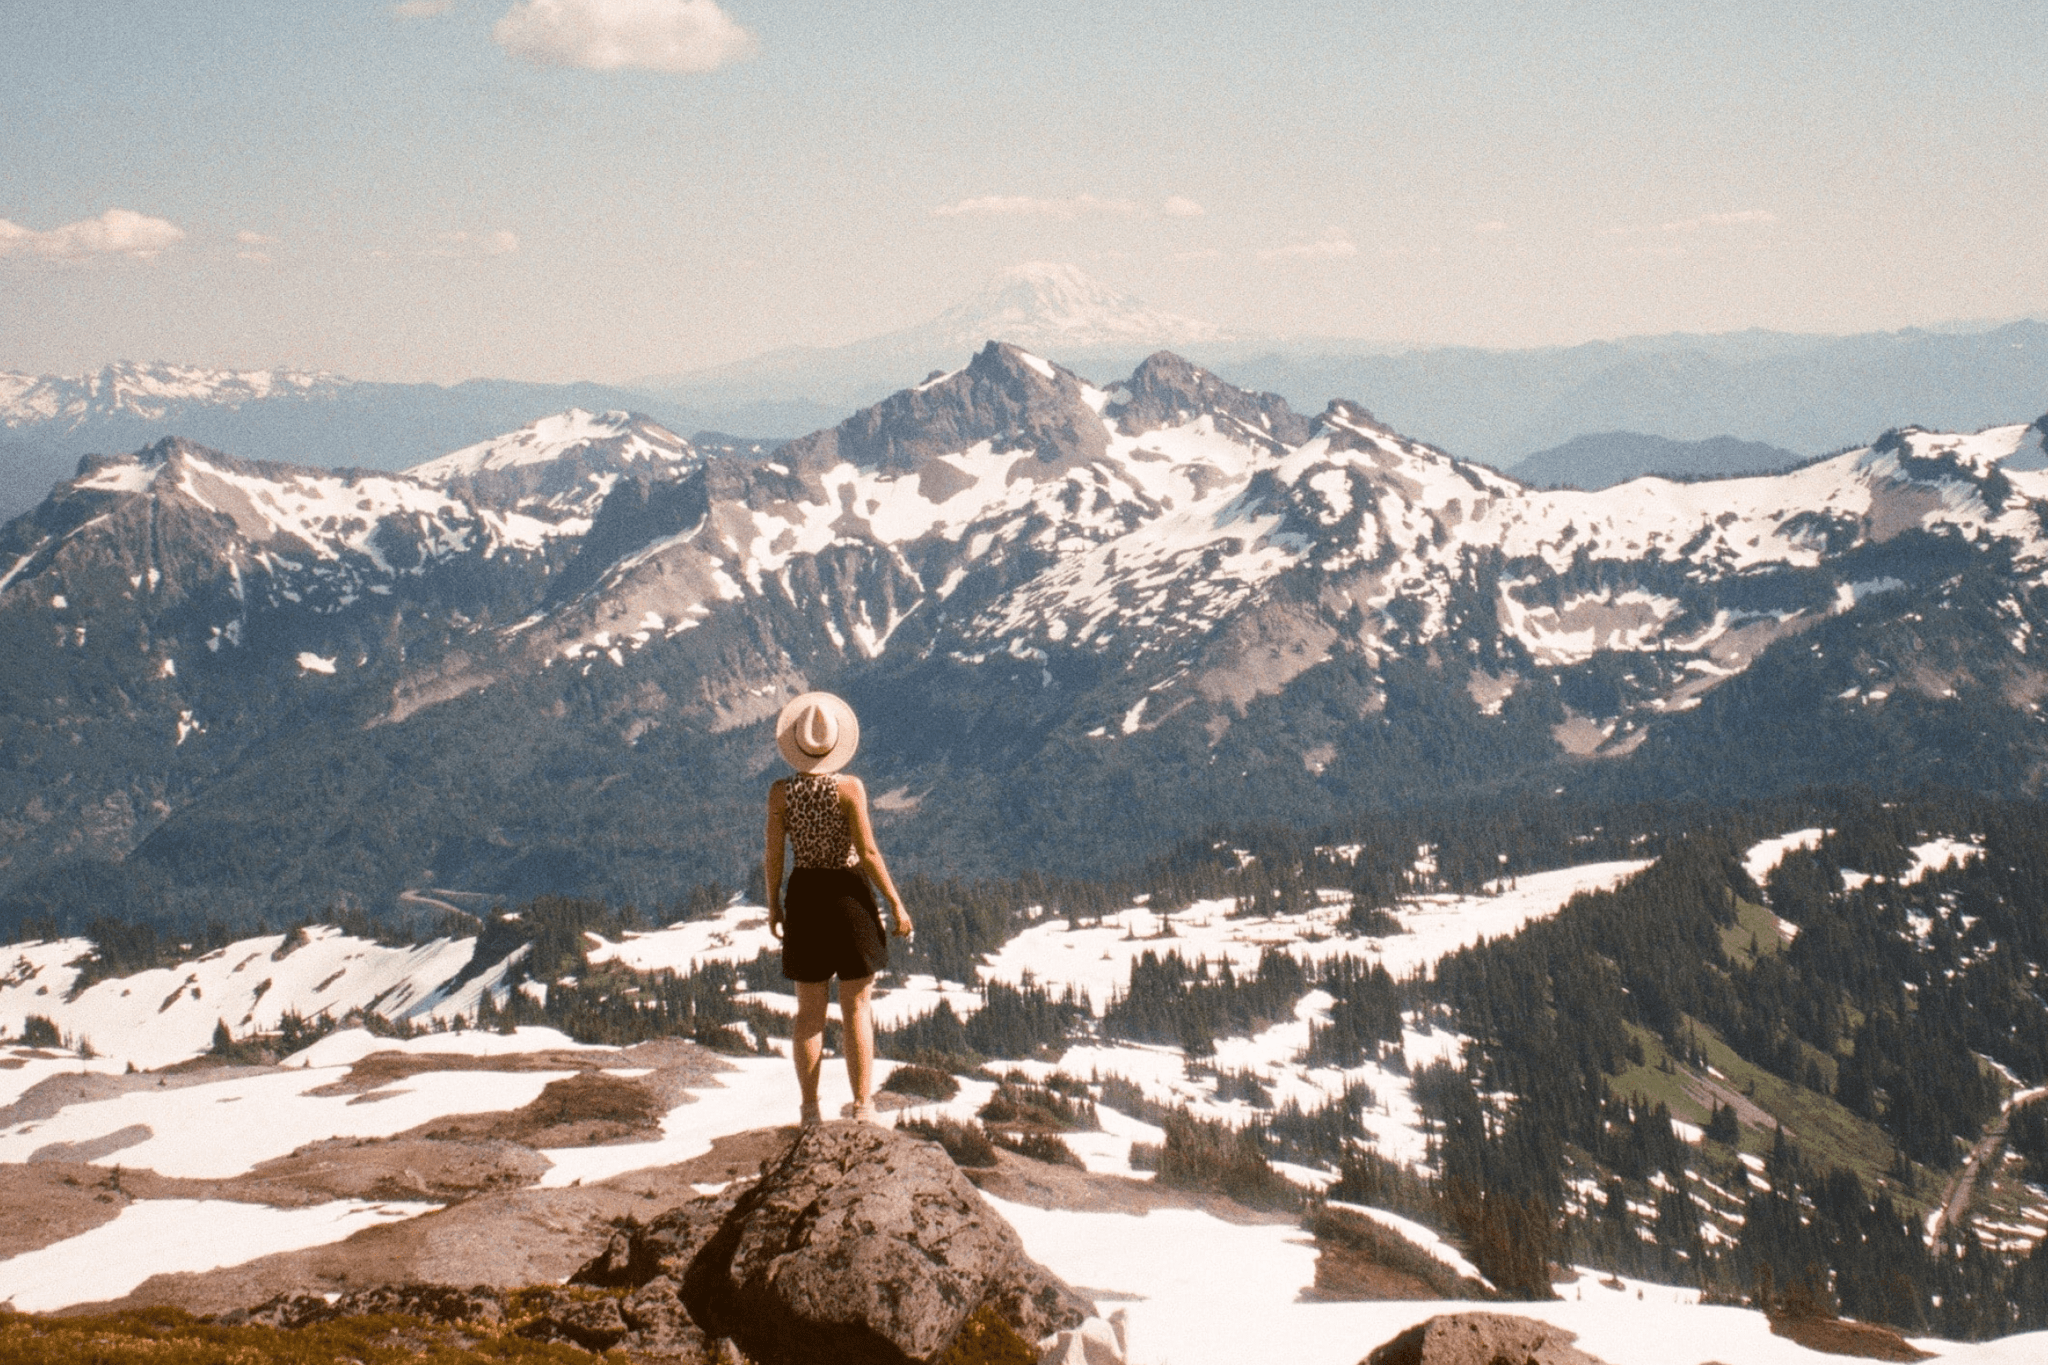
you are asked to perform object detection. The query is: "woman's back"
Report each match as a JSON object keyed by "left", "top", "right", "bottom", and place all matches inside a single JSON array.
[{"left": 784, "top": 773, "right": 858, "bottom": 869}]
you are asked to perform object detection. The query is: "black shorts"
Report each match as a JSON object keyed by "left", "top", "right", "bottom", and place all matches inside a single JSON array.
[{"left": 781, "top": 868, "right": 888, "bottom": 984}]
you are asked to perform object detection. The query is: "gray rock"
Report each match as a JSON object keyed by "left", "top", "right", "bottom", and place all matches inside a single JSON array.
[
  {"left": 570, "top": 1187, "right": 748, "bottom": 1289},
  {"left": 1362, "top": 1312, "right": 1610, "bottom": 1365},
  {"left": 620, "top": 1274, "right": 708, "bottom": 1358},
  {"left": 229, "top": 1282, "right": 507, "bottom": 1329},
  {"left": 1114, "top": 351, "right": 1309, "bottom": 447},
  {"left": 683, "top": 1122, "right": 1093, "bottom": 1365},
  {"left": 517, "top": 1293, "right": 629, "bottom": 1352}
]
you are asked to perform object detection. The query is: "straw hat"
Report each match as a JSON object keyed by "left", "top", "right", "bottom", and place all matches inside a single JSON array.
[{"left": 775, "top": 691, "right": 860, "bottom": 773}]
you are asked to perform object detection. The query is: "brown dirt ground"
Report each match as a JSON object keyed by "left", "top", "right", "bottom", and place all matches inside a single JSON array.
[
  {"left": 57, "top": 1126, "right": 797, "bottom": 1320},
  {"left": 0, "top": 1040, "right": 736, "bottom": 1265},
  {"left": 1769, "top": 1314, "right": 1934, "bottom": 1361},
  {"left": 0, "top": 1064, "right": 276, "bottom": 1131},
  {"left": 961, "top": 1147, "right": 1297, "bottom": 1225},
  {"left": 0, "top": 1139, "right": 554, "bottom": 1260},
  {"left": 301, "top": 1037, "right": 729, "bottom": 1099},
  {"left": 402, "top": 1073, "right": 670, "bottom": 1148},
  {"left": 1303, "top": 1246, "right": 1441, "bottom": 1301}
]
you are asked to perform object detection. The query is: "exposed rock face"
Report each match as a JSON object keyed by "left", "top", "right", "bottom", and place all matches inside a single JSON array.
[
  {"left": 571, "top": 1187, "right": 746, "bottom": 1290},
  {"left": 1114, "top": 351, "right": 1309, "bottom": 447},
  {"left": 1362, "top": 1312, "right": 1609, "bottom": 1365},
  {"left": 680, "top": 1122, "right": 1093, "bottom": 1365},
  {"left": 816, "top": 341, "right": 1108, "bottom": 476},
  {"left": 21, "top": 341, "right": 2048, "bottom": 927}
]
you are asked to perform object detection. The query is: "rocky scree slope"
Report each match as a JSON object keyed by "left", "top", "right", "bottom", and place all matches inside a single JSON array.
[{"left": 5, "top": 344, "right": 2048, "bottom": 925}]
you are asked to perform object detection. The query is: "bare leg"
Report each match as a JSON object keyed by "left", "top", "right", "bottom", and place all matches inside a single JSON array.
[
  {"left": 793, "top": 980, "right": 830, "bottom": 1122},
  {"left": 840, "top": 974, "right": 876, "bottom": 1116}
]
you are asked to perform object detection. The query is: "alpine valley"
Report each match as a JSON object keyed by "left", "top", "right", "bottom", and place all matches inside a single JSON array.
[{"left": 7, "top": 343, "right": 2048, "bottom": 1360}]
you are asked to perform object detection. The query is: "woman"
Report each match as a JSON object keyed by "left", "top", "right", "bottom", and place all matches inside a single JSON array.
[{"left": 764, "top": 691, "right": 912, "bottom": 1125}]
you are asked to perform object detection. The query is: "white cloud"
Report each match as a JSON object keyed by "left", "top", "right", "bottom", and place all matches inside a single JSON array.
[
  {"left": 1473, "top": 220, "right": 1508, "bottom": 234},
  {"left": 1173, "top": 248, "right": 1224, "bottom": 261},
  {"left": 1611, "top": 209, "right": 1778, "bottom": 237},
  {"left": 0, "top": 209, "right": 185, "bottom": 262},
  {"left": 422, "top": 229, "right": 520, "bottom": 259},
  {"left": 933, "top": 193, "right": 1208, "bottom": 222},
  {"left": 235, "top": 230, "right": 273, "bottom": 246},
  {"left": 1257, "top": 229, "right": 1358, "bottom": 261},
  {"left": 932, "top": 194, "right": 1143, "bottom": 220},
  {"left": 1667, "top": 209, "right": 1776, "bottom": 231},
  {"left": 494, "top": 0, "right": 756, "bottom": 73},
  {"left": 391, "top": 0, "right": 457, "bottom": 16}
]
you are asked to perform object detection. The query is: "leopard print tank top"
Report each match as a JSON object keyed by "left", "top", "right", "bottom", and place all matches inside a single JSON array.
[{"left": 785, "top": 773, "right": 859, "bottom": 870}]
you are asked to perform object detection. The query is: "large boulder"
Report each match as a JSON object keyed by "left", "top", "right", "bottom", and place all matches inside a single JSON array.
[
  {"left": 1363, "top": 1312, "right": 1610, "bottom": 1365},
  {"left": 681, "top": 1121, "right": 1094, "bottom": 1365}
]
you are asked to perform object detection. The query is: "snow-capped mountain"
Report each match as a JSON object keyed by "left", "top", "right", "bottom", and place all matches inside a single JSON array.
[
  {"left": 406, "top": 408, "right": 697, "bottom": 526},
  {"left": 0, "top": 361, "right": 347, "bottom": 430},
  {"left": 4, "top": 345, "right": 2048, "bottom": 925},
  {"left": 0, "top": 362, "right": 811, "bottom": 527},
  {"left": 917, "top": 262, "right": 1225, "bottom": 355},
  {"left": 638, "top": 262, "right": 1229, "bottom": 411}
]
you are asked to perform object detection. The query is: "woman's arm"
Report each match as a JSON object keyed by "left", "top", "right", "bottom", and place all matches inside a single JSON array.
[
  {"left": 764, "top": 780, "right": 788, "bottom": 940},
  {"left": 839, "top": 776, "right": 912, "bottom": 936}
]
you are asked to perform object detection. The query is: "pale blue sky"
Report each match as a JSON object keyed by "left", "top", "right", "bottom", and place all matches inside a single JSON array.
[{"left": 2, "top": 0, "right": 2044, "bottom": 382}]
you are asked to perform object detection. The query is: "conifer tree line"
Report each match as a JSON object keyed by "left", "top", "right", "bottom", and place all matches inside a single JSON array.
[
  {"left": 40, "top": 786, "right": 2048, "bottom": 1338},
  {"left": 1417, "top": 802, "right": 2048, "bottom": 1333}
]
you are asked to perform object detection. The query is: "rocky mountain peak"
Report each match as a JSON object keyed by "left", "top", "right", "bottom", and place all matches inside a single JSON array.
[
  {"left": 404, "top": 409, "right": 695, "bottom": 525},
  {"left": 1112, "top": 351, "right": 1310, "bottom": 447},
  {"left": 407, "top": 410, "right": 690, "bottom": 483},
  {"left": 783, "top": 341, "right": 1107, "bottom": 478}
]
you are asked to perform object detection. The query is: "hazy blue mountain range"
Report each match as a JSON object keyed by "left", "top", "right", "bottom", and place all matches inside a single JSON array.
[
  {"left": 0, "top": 363, "right": 833, "bottom": 523},
  {"left": 636, "top": 266, "right": 2048, "bottom": 470},
  {"left": 1200, "top": 319, "right": 2048, "bottom": 467},
  {"left": 11, "top": 267, "right": 2044, "bottom": 521},
  {"left": 4, "top": 340, "right": 2048, "bottom": 934},
  {"left": 1510, "top": 432, "right": 1803, "bottom": 490}
]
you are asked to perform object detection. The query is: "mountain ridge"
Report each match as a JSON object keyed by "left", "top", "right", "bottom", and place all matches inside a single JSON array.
[
  {"left": 1510, "top": 431, "right": 1803, "bottom": 489},
  {"left": 5, "top": 345, "right": 2048, "bottom": 929}
]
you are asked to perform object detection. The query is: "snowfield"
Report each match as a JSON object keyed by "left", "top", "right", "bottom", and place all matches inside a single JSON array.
[
  {"left": 0, "top": 1057, "right": 578, "bottom": 1179},
  {"left": 1, "top": 837, "right": 2044, "bottom": 1358},
  {"left": 0, "top": 1198, "right": 436, "bottom": 1314},
  {"left": 987, "top": 1193, "right": 2042, "bottom": 1365},
  {"left": 0, "top": 927, "right": 500, "bottom": 1070}
]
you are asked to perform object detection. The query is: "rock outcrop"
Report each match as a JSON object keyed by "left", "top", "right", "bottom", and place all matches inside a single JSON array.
[
  {"left": 229, "top": 1280, "right": 708, "bottom": 1359},
  {"left": 202, "top": 1121, "right": 1114, "bottom": 1361},
  {"left": 1362, "top": 1312, "right": 1610, "bottom": 1365},
  {"left": 677, "top": 1121, "right": 1094, "bottom": 1365}
]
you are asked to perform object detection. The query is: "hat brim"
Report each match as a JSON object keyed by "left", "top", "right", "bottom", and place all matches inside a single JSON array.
[{"left": 775, "top": 691, "right": 860, "bottom": 773}]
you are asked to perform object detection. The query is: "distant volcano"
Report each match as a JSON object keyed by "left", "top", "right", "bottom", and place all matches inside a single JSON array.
[
  {"left": 635, "top": 263, "right": 1227, "bottom": 408},
  {"left": 913, "top": 261, "right": 1226, "bottom": 356}
]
